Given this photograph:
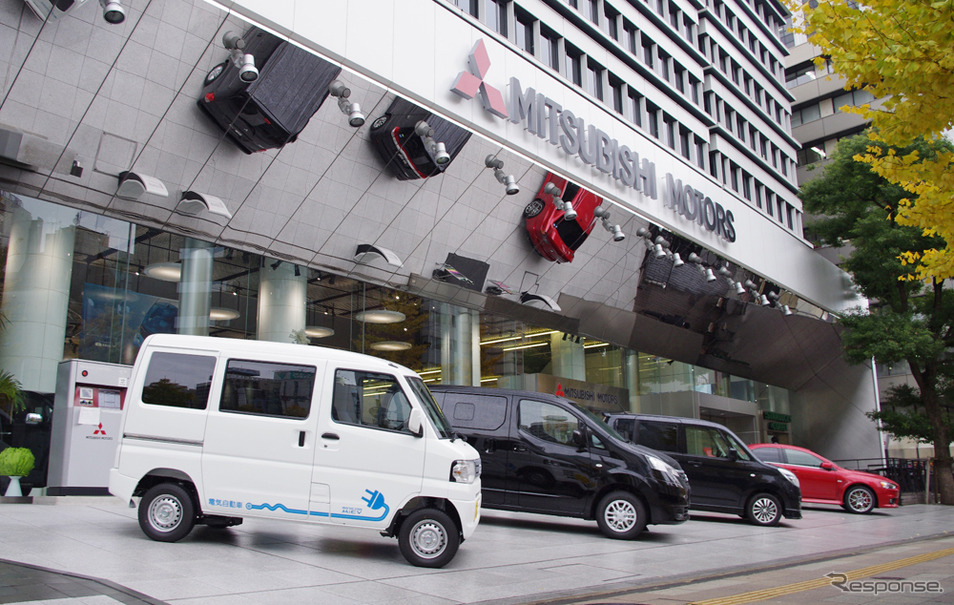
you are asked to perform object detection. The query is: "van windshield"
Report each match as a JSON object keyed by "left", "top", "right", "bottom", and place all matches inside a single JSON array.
[
  {"left": 406, "top": 377, "right": 455, "bottom": 439},
  {"left": 573, "top": 404, "right": 628, "bottom": 443}
]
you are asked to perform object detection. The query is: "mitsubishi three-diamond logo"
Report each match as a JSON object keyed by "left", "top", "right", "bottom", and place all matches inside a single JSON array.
[{"left": 451, "top": 39, "right": 508, "bottom": 119}]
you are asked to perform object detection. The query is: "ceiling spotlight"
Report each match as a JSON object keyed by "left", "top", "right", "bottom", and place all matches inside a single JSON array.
[
  {"left": 704, "top": 268, "right": 717, "bottom": 282},
  {"left": 485, "top": 155, "right": 519, "bottom": 195},
  {"left": 735, "top": 280, "right": 746, "bottom": 294},
  {"left": 672, "top": 252, "right": 684, "bottom": 267},
  {"left": 544, "top": 182, "right": 562, "bottom": 197},
  {"left": 559, "top": 200, "right": 577, "bottom": 220},
  {"left": 760, "top": 294, "right": 771, "bottom": 306},
  {"left": 687, "top": 252, "right": 703, "bottom": 264},
  {"left": 782, "top": 305, "right": 793, "bottom": 316},
  {"left": 718, "top": 265, "right": 732, "bottom": 277},
  {"left": 222, "top": 31, "right": 258, "bottom": 83},
  {"left": 744, "top": 279, "right": 759, "bottom": 290},
  {"left": 635, "top": 227, "right": 650, "bottom": 238},
  {"left": 329, "top": 80, "right": 366, "bottom": 127},
  {"left": 654, "top": 243, "right": 667, "bottom": 258},
  {"left": 99, "top": 0, "right": 125, "bottom": 24},
  {"left": 610, "top": 224, "right": 625, "bottom": 242}
]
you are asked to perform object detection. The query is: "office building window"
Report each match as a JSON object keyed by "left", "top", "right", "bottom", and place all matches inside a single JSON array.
[
  {"left": 566, "top": 44, "right": 583, "bottom": 86},
  {"left": 586, "top": 59, "right": 604, "bottom": 100},
  {"left": 453, "top": 0, "right": 479, "bottom": 17},
  {"left": 604, "top": 3, "right": 619, "bottom": 39},
  {"left": 486, "top": 0, "right": 508, "bottom": 36},
  {"left": 540, "top": 26, "right": 560, "bottom": 71},
  {"left": 516, "top": 8, "right": 535, "bottom": 55}
]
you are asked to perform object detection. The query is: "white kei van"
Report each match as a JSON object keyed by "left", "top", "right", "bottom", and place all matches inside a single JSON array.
[{"left": 108, "top": 334, "right": 481, "bottom": 567}]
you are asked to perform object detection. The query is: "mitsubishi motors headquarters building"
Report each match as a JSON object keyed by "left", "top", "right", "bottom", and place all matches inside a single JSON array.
[{"left": 0, "top": 0, "right": 882, "bottom": 474}]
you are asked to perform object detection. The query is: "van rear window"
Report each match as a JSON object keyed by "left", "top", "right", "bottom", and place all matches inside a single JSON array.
[
  {"left": 141, "top": 352, "right": 216, "bottom": 409},
  {"left": 220, "top": 359, "right": 315, "bottom": 419}
]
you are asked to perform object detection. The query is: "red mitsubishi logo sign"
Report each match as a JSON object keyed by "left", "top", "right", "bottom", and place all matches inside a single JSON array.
[{"left": 451, "top": 39, "right": 508, "bottom": 119}]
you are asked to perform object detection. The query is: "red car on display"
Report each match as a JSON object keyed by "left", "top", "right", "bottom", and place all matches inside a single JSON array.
[
  {"left": 524, "top": 173, "right": 602, "bottom": 263},
  {"left": 749, "top": 443, "right": 899, "bottom": 514}
]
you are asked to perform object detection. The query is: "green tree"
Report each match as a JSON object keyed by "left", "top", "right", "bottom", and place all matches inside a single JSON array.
[
  {"left": 789, "top": 0, "right": 954, "bottom": 281},
  {"left": 800, "top": 133, "right": 954, "bottom": 504}
]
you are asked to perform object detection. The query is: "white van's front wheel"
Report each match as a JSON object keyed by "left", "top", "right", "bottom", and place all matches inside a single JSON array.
[
  {"left": 398, "top": 508, "right": 460, "bottom": 568},
  {"left": 139, "top": 483, "right": 196, "bottom": 542}
]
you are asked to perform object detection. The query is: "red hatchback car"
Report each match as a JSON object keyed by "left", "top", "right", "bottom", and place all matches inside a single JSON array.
[
  {"left": 750, "top": 443, "right": 899, "bottom": 514},
  {"left": 524, "top": 173, "right": 602, "bottom": 263}
]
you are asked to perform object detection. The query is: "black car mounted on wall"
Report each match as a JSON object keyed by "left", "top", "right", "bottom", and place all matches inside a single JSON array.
[
  {"left": 368, "top": 97, "right": 472, "bottom": 180},
  {"left": 197, "top": 26, "right": 342, "bottom": 154}
]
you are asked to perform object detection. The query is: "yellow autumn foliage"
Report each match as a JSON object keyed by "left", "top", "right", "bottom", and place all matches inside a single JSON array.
[{"left": 788, "top": 0, "right": 954, "bottom": 280}]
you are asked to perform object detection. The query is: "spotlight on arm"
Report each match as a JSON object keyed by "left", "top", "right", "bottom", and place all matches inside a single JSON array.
[
  {"left": 223, "top": 32, "right": 258, "bottom": 82},
  {"left": 485, "top": 155, "right": 519, "bottom": 195},
  {"left": 417, "top": 121, "right": 450, "bottom": 165},
  {"left": 99, "top": 0, "right": 125, "bottom": 24},
  {"left": 329, "top": 80, "right": 366, "bottom": 127},
  {"left": 594, "top": 206, "right": 625, "bottom": 242}
]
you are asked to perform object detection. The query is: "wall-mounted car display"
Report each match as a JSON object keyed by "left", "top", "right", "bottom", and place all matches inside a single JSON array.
[
  {"left": 429, "top": 385, "right": 690, "bottom": 540},
  {"left": 749, "top": 443, "right": 900, "bottom": 514},
  {"left": 604, "top": 413, "right": 802, "bottom": 526},
  {"left": 524, "top": 173, "right": 602, "bottom": 263},
  {"left": 197, "top": 26, "right": 343, "bottom": 154},
  {"left": 368, "top": 97, "right": 472, "bottom": 180}
]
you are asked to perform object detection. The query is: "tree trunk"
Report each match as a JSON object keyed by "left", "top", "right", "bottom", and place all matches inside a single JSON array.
[{"left": 918, "top": 380, "right": 954, "bottom": 504}]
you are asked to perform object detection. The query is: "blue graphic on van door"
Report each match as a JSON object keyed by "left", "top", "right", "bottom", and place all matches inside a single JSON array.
[{"left": 246, "top": 489, "right": 390, "bottom": 521}]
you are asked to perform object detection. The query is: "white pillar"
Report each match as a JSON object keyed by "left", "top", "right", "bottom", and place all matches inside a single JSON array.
[
  {"left": 440, "top": 303, "right": 480, "bottom": 386},
  {"left": 550, "top": 333, "right": 586, "bottom": 381},
  {"left": 257, "top": 260, "right": 306, "bottom": 342},
  {"left": 177, "top": 238, "right": 213, "bottom": 336},
  {"left": 0, "top": 200, "right": 74, "bottom": 392}
]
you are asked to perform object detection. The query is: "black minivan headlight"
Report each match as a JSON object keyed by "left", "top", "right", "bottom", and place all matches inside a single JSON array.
[{"left": 646, "top": 454, "right": 684, "bottom": 487}]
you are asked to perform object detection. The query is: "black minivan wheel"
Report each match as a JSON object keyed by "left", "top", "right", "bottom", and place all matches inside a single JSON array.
[
  {"left": 596, "top": 491, "right": 647, "bottom": 539},
  {"left": 745, "top": 492, "right": 782, "bottom": 526},
  {"left": 138, "top": 483, "right": 196, "bottom": 542},
  {"left": 398, "top": 508, "right": 460, "bottom": 568}
]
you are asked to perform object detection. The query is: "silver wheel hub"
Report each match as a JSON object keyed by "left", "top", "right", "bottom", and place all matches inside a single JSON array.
[
  {"left": 752, "top": 497, "right": 778, "bottom": 523},
  {"left": 849, "top": 489, "right": 872, "bottom": 511},
  {"left": 604, "top": 500, "right": 637, "bottom": 532},
  {"left": 410, "top": 520, "right": 446, "bottom": 558},
  {"left": 149, "top": 496, "right": 182, "bottom": 532}
]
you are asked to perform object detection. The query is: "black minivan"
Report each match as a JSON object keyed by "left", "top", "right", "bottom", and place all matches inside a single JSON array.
[
  {"left": 603, "top": 413, "right": 802, "bottom": 526},
  {"left": 197, "top": 26, "right": 342, "bottom": 154},
  {"left": 428, "top": 386, "right": 690, "bottom": 539}
]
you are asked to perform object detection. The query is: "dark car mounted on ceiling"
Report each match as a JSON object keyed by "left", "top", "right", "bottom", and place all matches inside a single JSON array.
[
  {"left": 197, "top": 26, "right": 346, "bottom": 154},
  {"left": 524, "top": 172, "right": 624, "bottom": 264},
  {"left": 368, "top": 97, "right": 472, "bottom": 180}
]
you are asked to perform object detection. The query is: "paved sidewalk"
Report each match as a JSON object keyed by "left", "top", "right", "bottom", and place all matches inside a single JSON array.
[{"left": 0, "top": 498, "right": 952, "bottom": 604}]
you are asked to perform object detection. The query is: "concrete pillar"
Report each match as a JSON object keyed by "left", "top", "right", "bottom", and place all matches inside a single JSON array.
[
  {"left": 0, "top": 200, "right": 75, "bottom": 392},
  {"left": 623, "top": 349, "right": 640, "bottom": 412},
  {"left": 257, "top": 260, "right": 306, "bottom": 342},
  {"left": 550, "top": 333, "right": 585, "bottom": 381},
  {"left": 176, "top": 238, "right": 213, "bottom": 336}
]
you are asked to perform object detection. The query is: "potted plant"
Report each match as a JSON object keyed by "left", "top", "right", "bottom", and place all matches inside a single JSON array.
[{"left": 0, "top": 447, "right": 35, "bottom": 497}]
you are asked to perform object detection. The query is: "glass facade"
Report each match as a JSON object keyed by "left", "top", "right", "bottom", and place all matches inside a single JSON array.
[{"left": 0, "top": 191, "right": 792, "bottom": 440}]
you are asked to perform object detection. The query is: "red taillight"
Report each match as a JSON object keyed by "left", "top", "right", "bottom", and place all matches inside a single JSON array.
[
  {"left": 204, "top": 92, "right": 214, "bottom": 103},
  {"left": 263, "top": 117, "right": 271, "bottom": 124}
]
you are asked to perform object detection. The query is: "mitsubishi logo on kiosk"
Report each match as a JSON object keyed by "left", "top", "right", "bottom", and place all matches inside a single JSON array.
[{"left": 450, "top": 39, "right": 738, "bottom": 244}]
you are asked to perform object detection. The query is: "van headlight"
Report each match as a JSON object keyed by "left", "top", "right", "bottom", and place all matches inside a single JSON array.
[
  {"left": 647, "top": 454, "right": 684, "bottom": 487},
  {"left": 450, "top": 459, "right": 481, "bottom": 484},
  {"left": 778, "top": 467, "right": 800, "bottom": 488}
]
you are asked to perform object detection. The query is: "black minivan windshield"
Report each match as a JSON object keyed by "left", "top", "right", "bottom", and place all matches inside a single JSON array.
[
  {"left": 573, "top": 403, "right": 628, "bottom": 443},
  {"left": 408, "top": 377, "right": 455, "bottom": 438}
]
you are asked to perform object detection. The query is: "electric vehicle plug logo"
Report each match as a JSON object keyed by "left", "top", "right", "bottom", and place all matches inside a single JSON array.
[
  {"left": 362, "top": 489, "right": 390, "bottom": 518},
  {"left": 451, "top": 39, "right": 508, "bottom": 119}
]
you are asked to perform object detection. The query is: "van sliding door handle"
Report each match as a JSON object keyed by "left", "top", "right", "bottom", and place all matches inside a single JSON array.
[
  {"left": 513, "top": 444, "right": 528, "bottom": 452},
  {"left": 321, "top": 432, "right": 340, "bottom": 440},
  {"left": 298, "top": 431, "right": 306, "bottom": 447}
]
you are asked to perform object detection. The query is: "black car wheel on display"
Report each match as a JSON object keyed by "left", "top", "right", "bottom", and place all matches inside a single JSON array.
[
  {"left": 523, "top": 198, "right": 545, "bottom": 218},
  {"left": 370, "top": 115, "right": 390, "bottom": 130},
  {"left": 204, "top": 61, "right": 227, "bottom": 85}
]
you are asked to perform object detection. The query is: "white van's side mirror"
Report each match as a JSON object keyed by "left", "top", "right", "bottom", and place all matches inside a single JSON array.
[{"left": 407, "top": 408, "right": 424, "bottom": 438}]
